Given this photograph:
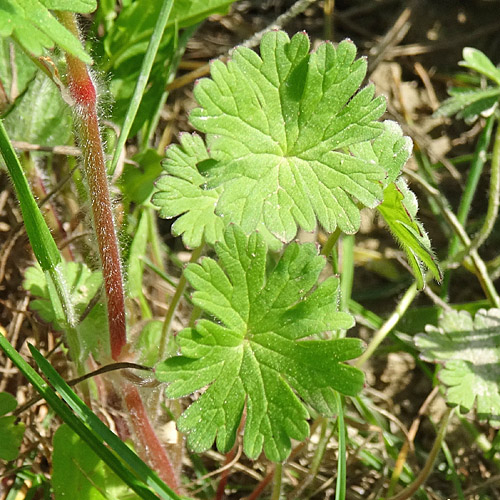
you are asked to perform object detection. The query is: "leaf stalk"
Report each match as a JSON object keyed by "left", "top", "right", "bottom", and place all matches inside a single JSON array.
[
  {"left": 387, "top": 407, "right": 452, "bottom": 500},
  {"left": 57, "top": 11, "right": 127, "bottom": 360},
  {"left": 468, "top": 116, "right": 500, "bottom": 251}
]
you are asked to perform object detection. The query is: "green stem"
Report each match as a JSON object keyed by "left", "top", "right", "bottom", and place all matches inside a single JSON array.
[
  {"left": 271, "top": 462, "right": 283, "bottom": 500},
  {"left": 160, "top": 245, "right": 204, "bottom": 351},
  {"left": 335, "top": 393, "right": 346, "bottom": 500},
  {"left": 441, "top": 115, "right": 495, "bottom": 296},
  {"left": 457, "top": 413, "right": 500, "bottom": 467},
  {"left": 340, "top": 235, "right": 354, "bottom": 314},
  {"left": 440, "top": 438, "right": 465, "bottom": 500},
  {"left": 109, "top": 0, "right": 174, "bottom": 176},
  {"left": 57, "top": 11, "right": 127, "bottom": 360},
  {"left": 407, "top": 171, "right": 500, "bottom": 307},
  {"left": 321, "top": 228, "right": 342, "bottom": 257},
  {"left": 469, "top": 116, "right": 500, "bottom": 251},
  {"left": 146, "top": 24, "right": 199, "bottom": 149},
  {"left": 387, "top": 407, "right": 452, "bottom": 500},
  {"left": 146, "top": 209, "right": 165, "bottom": 270},
  {"left": 355, "top": 282, "right": 419, "bottom": 367}
]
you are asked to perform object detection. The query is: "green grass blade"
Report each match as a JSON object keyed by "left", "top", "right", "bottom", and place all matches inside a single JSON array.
[
  {"left": 0, "top": 334, "right": 167, "bottom": 500},
  {"left": 0, "top": 120, "right": 81, "bottom": 360},
  {"left": 440, "top": 439, "right": 465, "bottom": 500},
  {"left": 335, "top": 394, "right": 346, "bottom": 500},
  {"left": 340, "top": 235, "right": 355, "bottom": 314},
  {"left": 109, "top": 0, "right": 174, "bottom": 175},
  {"left": 0, "top": 120, "right": 61, "bottom": 271},
  {"left": 441, "top": 114, "right": 495, "bottom": 296},
  {"left": 26, "top": 344, "right": 184, "bottom": 500}
]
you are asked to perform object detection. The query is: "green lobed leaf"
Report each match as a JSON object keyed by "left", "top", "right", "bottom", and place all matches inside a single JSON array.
[
  {"left": 435, "top": 48, "right": 500, "bottom": 122},
  {"left": 460, "top": 47, "right": 500, "bottom": 86},
  {"left": 0, "top": 392, "right": 25, "bottom": 461},
  {"left": 154, "top": 31, "right": 413, "bottom": 250},
  {"left": 156, "top": 225, "right": 365, "bottom": 462},
  {"left": 0, "top": 0, "right": 94, "bottom": 64},
  {"left": 52, "top": 424, "right": 140, "bottom": 500},
  {"left": 153, "top": 133, "right": 224, "bottom": 248},
  {"left": 350, "top": 120, "right": 412, "bottom": 188},
  {"left": 378, "top": 179, "right": 442, "bottom": 288},
  {"left": 435, "top": 86, "right": 500, "bottom": 122},
  {"left": 415, "top": 308, "right": 500, "bottom": 426},
  {"left": 41, "top": 0, "right": 96, "bottom": 11}
]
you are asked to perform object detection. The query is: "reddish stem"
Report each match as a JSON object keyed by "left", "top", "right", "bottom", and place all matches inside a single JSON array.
[
  {"left": 57, "top": 11, "right": 126, "bottom": 360},
  {"left": 56, "top": 13, "right": 180, "bottom": 492},
  {"left": 122, "top": 382, "right": 180, "bottom": 492},
  {"left": 245, "top": 469, "right": 275, "bottom": 500},
  {"left": 215, "top": 446, "right": 237, "bottom": 500}
]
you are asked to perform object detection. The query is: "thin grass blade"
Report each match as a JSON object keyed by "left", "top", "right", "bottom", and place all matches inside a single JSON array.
[{"left": 0, "top": 334, "right": 172, "bottom": 500}]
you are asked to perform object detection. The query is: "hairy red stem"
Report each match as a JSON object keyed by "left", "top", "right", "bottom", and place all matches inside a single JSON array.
[
  {"left": 122, "top": 382, "right": 180, "bottom": 492},
  {"left": 56, "top": 13, "right": 180, "bottom": 492},
  {"left": 58, "top": 12, "right": 126, "bottom": 360}
]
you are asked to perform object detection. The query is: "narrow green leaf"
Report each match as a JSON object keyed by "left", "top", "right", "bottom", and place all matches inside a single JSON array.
[
  {"left": 104, "top": 0, "right": 234, "bottom": 135},
  {"left": 108, "top": 0, "right": 173, "bottom": 175},
  {"left": 378, "top": 180, "right": 442, "bottom": 288},
  {"left": 104, "top": 0, "right": 234, "bottom": 64},
  {"left": 156, "top": 225, "right": 364, "bottom": 462},
  {"left": 127, "top": 211, "right": 149, "bottom": 298},
  {"left": 167, "top": 0, "right": 234, "bottom": 28},
  {"left": 0, "top": 334, "right": 176, "bottom": 499},
  {"left": 0, "top": 120, "right": 61, "bottom": 271},
  {"left": 28, "top": 345, "right": 182, "bottom": 500},
  {"left": 335, "top": 394, "right": 346, "bottom": 500},
  {"left": 460, "top": 47, "right": 500, "bottom": 86}
]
